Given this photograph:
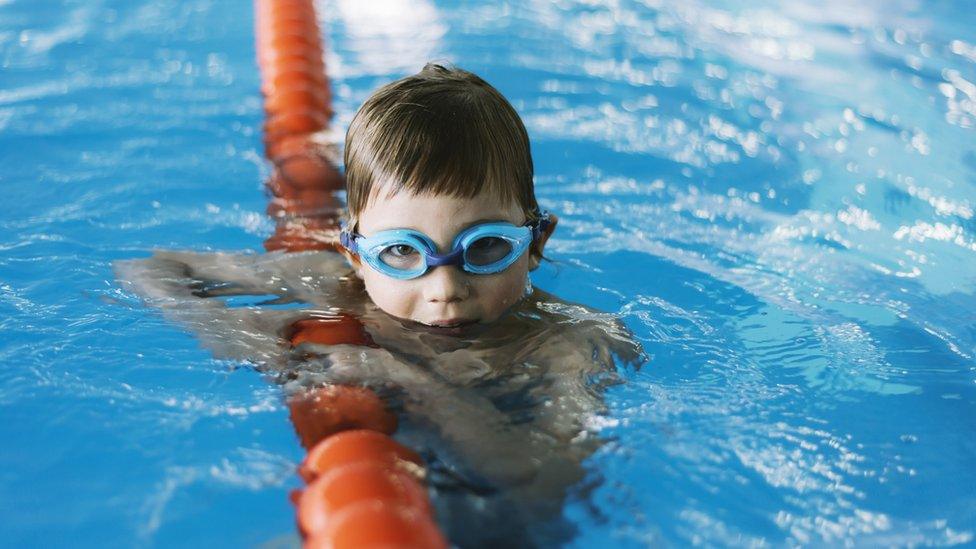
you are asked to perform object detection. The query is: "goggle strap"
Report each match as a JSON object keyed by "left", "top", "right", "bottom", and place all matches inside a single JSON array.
[
  {"left": 531, "top": 210, "right": 551, "bottom": 241},
  {"left": 339, "top": 229, "right": 357, "bottom": 253}
]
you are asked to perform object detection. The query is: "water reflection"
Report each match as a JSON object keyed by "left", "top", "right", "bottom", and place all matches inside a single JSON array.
[{"left": 2, "top": 0, "right": 974, "bottom": 545}]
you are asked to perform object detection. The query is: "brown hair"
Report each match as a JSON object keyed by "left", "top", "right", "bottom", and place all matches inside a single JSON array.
[{"left": 343, "top": 63, "right": 538, "bottom": 225}]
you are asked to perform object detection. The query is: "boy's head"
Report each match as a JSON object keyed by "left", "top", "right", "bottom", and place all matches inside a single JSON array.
[
  {"left": 341, "top": 63, "right": 557, "bottom": 329},
  {"left": 344, "top": 63, "right": 538, "bottom": 227}
]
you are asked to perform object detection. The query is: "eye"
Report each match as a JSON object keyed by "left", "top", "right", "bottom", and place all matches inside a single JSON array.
[
  {"left": 388, "top": 244, "right": 416, "bottom": 257},
  {"left": 464, "top": 236, "right": 513, "bottom": 266},
  {"left": 378, "top": 243, "right": 422, "bottom": 270}
]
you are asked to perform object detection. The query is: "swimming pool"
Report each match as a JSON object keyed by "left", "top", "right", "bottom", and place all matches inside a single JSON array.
[{"left": 2, "top": 0, "right": 974, "bottom": 546}]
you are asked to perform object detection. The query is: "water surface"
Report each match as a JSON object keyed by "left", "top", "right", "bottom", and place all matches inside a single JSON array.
[{"left": 1, "top": 0, "right": 974, "bottom": 546}]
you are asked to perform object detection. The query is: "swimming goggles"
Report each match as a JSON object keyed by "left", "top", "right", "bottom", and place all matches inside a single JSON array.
[{"left": 339, "top": 211, "right": 551, "bottom": 280}]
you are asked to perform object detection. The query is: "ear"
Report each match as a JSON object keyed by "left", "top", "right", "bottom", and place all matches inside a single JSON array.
[
  {"left": 528, "top": 213, "right": 558, "bottom": 271},
  {"left": 338, "top": 245, "right": 365, "bottom": 279}
]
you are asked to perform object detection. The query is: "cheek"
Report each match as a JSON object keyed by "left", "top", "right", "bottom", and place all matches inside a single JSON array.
[
  {"left": 476, "top": 259, "right": 529, "bottom": 316},
  {"left": 361, "top": 270, "right": 413, "bottom": 316}
]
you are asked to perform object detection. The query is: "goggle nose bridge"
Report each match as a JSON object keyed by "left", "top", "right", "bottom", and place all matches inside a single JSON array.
[{"left": 424, "top": 247, "right": 465, "bottom": 268}]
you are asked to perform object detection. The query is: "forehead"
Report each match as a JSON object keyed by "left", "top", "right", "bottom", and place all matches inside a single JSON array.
[{"left": 357, "top": 186, "right": 522, "bottom": 235}]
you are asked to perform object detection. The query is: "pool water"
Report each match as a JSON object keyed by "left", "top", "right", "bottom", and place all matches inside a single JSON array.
[{"left": 2, "top": 0, "right": 975, "bottom": 546}]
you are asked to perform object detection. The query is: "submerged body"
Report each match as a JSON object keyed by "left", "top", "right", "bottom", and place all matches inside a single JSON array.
[
  {"left": 116, "top": 248, "right": 642, "bottom": 546},
  {"left": 115, "top": 61, "right": 644, "bottom": 547}
]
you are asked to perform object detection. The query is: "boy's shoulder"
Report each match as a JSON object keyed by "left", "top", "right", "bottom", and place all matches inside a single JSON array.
[{"left": 520, "top": 288, "right": 645, "bottom": 370}]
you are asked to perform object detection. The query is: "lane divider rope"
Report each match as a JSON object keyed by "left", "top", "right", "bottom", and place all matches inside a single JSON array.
[{"left": 254, "top": 2, "right": 449, "bottom": 546}]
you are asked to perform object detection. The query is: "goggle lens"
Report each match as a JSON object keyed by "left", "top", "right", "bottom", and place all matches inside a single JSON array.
[
  {"left": 463, "top": 236, "right": 514, "bottom": 267},
  {"left": 378, "top": 243, "right": 424, "bottom": 270}
]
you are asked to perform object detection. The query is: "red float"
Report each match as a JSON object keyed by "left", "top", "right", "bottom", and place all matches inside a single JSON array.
[
  {"left": 306, "top": 502, "right": 448, "bottom": 549},
  {"left": 288, "top": 386, "right": 397, "bottom": 450},
  {"left": 297, "top": 462, "right": 431, "bottom": 537},
  {"left": 299, "top": 429, "right": 425, "bottom": 483}
]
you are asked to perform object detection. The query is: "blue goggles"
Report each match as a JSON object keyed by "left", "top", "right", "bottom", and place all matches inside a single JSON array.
[{"left": 340, "top": 211, "right": 551, "bottom": 280}]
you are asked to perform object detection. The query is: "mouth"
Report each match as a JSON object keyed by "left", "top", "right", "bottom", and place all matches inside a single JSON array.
[
  {"left": 417, "top": 318, "right": 480, "bottom": 335},
  {"left": 428, "top": 318, "right": 477, "bottom": 328}
]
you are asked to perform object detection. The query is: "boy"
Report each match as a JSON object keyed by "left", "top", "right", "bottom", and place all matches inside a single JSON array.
[{"left": 117, "top": 64, "right": 642, "bottom": 546}]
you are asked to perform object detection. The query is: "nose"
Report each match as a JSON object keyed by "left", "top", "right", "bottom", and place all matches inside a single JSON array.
[{"left": 422, "top": 266, "right": 470, "bottom": 303}]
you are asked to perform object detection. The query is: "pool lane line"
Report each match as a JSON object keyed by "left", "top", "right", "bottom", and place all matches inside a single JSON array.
[
  {"left": 254, "top": 1, "right": 449, "bottom": 547},
  {"left": 257, "top": 0, "right": 343, "bottom": 253}
]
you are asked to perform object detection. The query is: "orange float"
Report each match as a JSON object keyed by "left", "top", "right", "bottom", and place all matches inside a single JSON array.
[
  {"left": 298, "top": 429, "right": 425, "bottom": 482},
  {"left": 288, "top": 386, "right": 397, "bottom": 450},
  {"left": 305, "top": 502, "right": 449, "bottom": 549},
  {"left": 297, "top": 462, "right": 431, "bottom": 537},
  {"left": 255, "top": 0, "right": 448, "bottom": 545},
  {"left": 290, "top": 314, "right": 379, "bottom": 348}
]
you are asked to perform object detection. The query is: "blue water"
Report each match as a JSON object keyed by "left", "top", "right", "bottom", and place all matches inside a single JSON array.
[{"left": 2, "top": 0, "right": 975, "bottom": 546}]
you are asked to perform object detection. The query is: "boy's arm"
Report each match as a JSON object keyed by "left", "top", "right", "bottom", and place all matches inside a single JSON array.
[
  {"left": 300, "top": 343, "right": 553, "bottom": 487},
  {"left": 118, "top": 249, "right": 349, "bottom": 304},
  {"left": 114, "top": 250, "right": 338, "bottom": 365}
]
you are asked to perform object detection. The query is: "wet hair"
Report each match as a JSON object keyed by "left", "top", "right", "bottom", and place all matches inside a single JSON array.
[{"left": 343, "top": 63, "right": 538, "bottom": 225}]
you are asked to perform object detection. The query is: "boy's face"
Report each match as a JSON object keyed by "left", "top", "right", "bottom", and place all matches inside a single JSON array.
[{"left": 349, "top": 189, "right": 549, "bottom": 330}]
